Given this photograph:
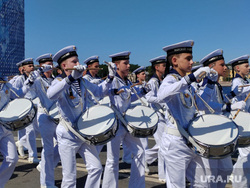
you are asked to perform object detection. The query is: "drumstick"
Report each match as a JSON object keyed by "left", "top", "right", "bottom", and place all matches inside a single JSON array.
[
  {"left": 65, "top": 68, "right": 103, "bottom": 71},
  {"left": 239, "top": 84, "right": 250, "bottom": 88},
  {"left": 198, "top": 71, "right": 207, "bottom": 80},
  {"left": 0, "top": 81, "right": 7, "bottom": 83},
  {"left": 116, "top": 82, "right": 142, "bottom": 94},
  {"left": 233, "top": 92, "right": 250, "bottom": 119},
  {"left": 102, "top": 76, "right": 108, "bottom": 80}
]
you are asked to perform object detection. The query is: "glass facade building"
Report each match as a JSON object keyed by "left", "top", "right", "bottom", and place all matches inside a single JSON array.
[{"left": 0, "top": 0, "right": 24, "bottom": 76}]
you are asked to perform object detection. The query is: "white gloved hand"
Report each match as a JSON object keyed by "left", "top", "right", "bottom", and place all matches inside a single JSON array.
[
  {"left": 207, "top": 68, "right": 218, "bottom": 82},
  {"left": 143, "top": 83, "right": 151, "bottom": 93},
  {"left": 193, "top": 67, "right": 211, "bottom": 82},
  {"left": 232, "top": 85, "right": 243, "bottom": 96},
  {"left": 40, "top": 64, "right": 53, "bottom": 73},
  {"left": 71, "top": 65, "right": 85, "bottom": 79},
  {"left": 107, "top": 62, "right": 117, "bottom": 78},
  {"left": 28, "top": 71, "right": 40, "bottom": 83},
  {"left": 231, "top": 101, "right": 246, "bottom": 111}
]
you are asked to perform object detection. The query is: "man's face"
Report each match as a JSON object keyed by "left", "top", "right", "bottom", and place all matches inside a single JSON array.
[
  {"left": 174, "top": 53, "right": 193, "bottom": 73},
  {"left": 156, "top": 63, "right": 166, "bottom": 75},
  {"left": 236, "top": 63, "right": 250, "bottom": 77},
  {"left": 61, "top": 56, "right": 79, "bottom": 76},
  {"left": 88, "top": 61, "right": 100, "bottom": 75},
  {"left": 23, "top": 64, "right": 34, "bottom": 74},
  {"left": 137, "top": 71, "right": 146, "bottom": 81},
  {"left": 212, "top": 60, "right": 227, "bottom": 77},
  {"left": 116, "top": 60, "right": 130, "bottom": 77}
]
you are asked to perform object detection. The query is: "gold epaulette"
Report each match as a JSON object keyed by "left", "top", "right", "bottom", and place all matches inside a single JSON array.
[{"left": 56, "top": 77, "right": 63, "bottom": 81}]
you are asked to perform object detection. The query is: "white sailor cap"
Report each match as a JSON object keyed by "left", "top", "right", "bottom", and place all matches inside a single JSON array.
[
  {"left": 149, "top": 55, "right": 167, "bottom": 65},
  {"left": 36, "top": 53, "right": 53, "bottom": 64},
  {"left": 162, "top": 40, "right": 194, "bottom": 56},
  {"left": 191, "top": 64, "right": 202, "bottom": 73},
  {"left": 109, "top": 51, "right": 131, "bottom": 62},
  {"left": 16, "top": 58, "right": 34, "bottom": 67},
  {"left": 53, "top": 45, "right": 78, "bottom": 64},
  {"left": 200, "top": 49, "right": 224, "bottom": 67},
  {"left": 227, "top": 55, "right": 249, "bottom": 67},
  {"left": 83, "top": 55, "right": 99, "bottom": 65},
  {"left": 132, "top": 66, "right": 146, "bottom": 74}
]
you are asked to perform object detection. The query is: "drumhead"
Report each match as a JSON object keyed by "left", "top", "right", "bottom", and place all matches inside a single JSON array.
[
  {"left": 49, "top": 103, "right": 59, "bottom": 119},
  {"left": 99, "top": 96, "right": 110, "bottom": 106},
  {"left": 0, "top": 98, "right": 33, "bottom": 121},
  {"left": 227, "top": 111, "right": 250, "bottom": 137},
  {"left": 188, "top": 114, "right": 238, "bottom": 146},
  {"left": 125, "top": 105, "right": 158, "bottom": 129},
  {"left": 77, "top": 105, "right": 116, "bottom": 136}
]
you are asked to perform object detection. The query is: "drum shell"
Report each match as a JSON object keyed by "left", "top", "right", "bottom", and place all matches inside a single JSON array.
[
  {"left": 188, "top": 114, "right": 239, "bottom": 159},
  {"left": 0, "top": 98, "right": 37, "bottom": 131},
  {"left": 124, "top": 105, "right": 158, "bottom": 138},
  {"left": 76, "top": 105, "right": 118, "bottom": 145}
]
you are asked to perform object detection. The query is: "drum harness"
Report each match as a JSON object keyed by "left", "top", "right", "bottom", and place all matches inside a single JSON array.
[
  {"left": 38, "top": 76, "right": 56, "bottom": 115},
  {"left": 111, "top": 76, "right": 135, "bottom": 133}
]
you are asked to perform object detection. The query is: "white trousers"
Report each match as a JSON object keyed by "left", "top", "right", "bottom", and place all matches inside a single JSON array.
[
  {"left": 0, "top": 126, "right": 18, "bottom": 188},
  {"left": 37, "top": 112, "right": 60, "bottom": 187},
  {"left": 201, "top": 156, "right": 233, "bottom": 188},
  {"left": 160, "top": 132, "right": 208, "bottom": 188},
  {"left": 102, "top": 124, "right": 145, "bottom": 188},
  {"left": 232, "top": 146, "right": 250, "bottom": 188},
  {"left": 56, "top": 124, "right": 102, "bottom": 188},
  {"left": 19, "top": 114, "right": 39, "bottom": 158},
  {"left": 145, "top": 117, "right": 166, "bottom": 179}
]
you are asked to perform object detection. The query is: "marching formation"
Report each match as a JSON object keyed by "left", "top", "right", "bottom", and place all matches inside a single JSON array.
[{"left": 0, "top": 40, "right": 250, "bottom": 188}]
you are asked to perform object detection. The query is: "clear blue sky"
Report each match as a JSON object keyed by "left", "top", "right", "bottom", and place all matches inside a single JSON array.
[{"left": 25, "top": 0, "right": 250, "bottom": 67}]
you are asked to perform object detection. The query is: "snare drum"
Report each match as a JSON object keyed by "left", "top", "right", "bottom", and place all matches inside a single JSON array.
[
  {"left": 0, "top": 98, "right": 37, "bottom": 131},
  {"left": 99, "top": 96, "right": 110, "bottom": 106},
  {"left": 48, "top": 102, "right": 60, "bottom": 124},
  {"left": 226, "top": 111, "right": 250, "bottom": 147},
  {"left": 124, "top": 105, "right": 158, "bottom": 137},
  {"left": 188, "top": 114, "right": 239, "bottom": 159},
  {"left": 130, "top": 97, "right": 148, "bottom": 107},
  {"left": 76, "top": 105, "right": 117, "bottom": 145}
]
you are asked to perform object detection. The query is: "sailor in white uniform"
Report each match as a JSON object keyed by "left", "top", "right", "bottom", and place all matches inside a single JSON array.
[
  {"left": 12, "top": 58, "right": 40, "bottom": 163},
  {"left": 122, "top": 66, "right": 147, "bottom": 165},
  {"left": 197, "top": 49, "right": 246, "bottom": 188},
  {"left": 102, "top": 51, "right": 149, "bottom": 188},
  {"left": 83, "top": 55, "right": 102, "bottom": 84},
  {"left": 157, "top": 40, "right": 211, "bottom": 187},
  {"left": 144, "top": 56, "right": 168, "bottom": 182},
  {"left": 47, "top": 45, "right": 115, "bottom": 188},
  {"left": 23, "top": 53, "right": 60, "bottom": 188},
  {"left": 227, "top": 55, "right": 250, "bottom": 188},
  {"left": 83, "top": 55, "right": 103, "bottom": 107},
  {"left": 0, "top": 72, "right": 27, "bottom": 188}
]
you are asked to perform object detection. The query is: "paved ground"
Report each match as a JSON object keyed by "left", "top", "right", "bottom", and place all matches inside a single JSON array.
[{"left": 2, "top": 133, "right": 234, "bottom": 188}]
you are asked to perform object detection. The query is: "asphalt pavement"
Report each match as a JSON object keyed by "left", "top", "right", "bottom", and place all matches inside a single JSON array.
[{"left": 2, "top": 132, "right": 234, "bottom": 188}]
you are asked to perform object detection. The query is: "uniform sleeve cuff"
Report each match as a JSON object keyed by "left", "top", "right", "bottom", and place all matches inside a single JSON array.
[
  {"left": 105, "top": 75, "right": 114, "bottom": 83},
  {"left": 65, "top": 75, "right": 75, "bottom": 84}
]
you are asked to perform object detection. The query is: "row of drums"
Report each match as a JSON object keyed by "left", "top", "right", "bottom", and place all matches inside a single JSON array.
[
  {"left": 0, "top": 96, "right": 249, "bottom": 160},
  {"left": 0, "top": 96, "right": 159, "bottom": 145}
]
